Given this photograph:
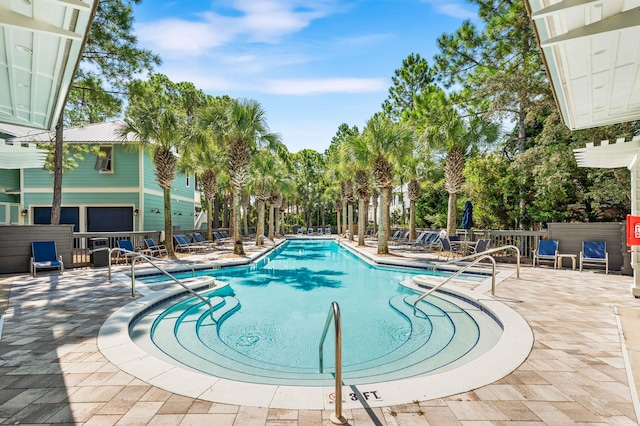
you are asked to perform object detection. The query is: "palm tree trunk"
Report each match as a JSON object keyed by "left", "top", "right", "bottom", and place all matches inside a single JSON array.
[
  {"left": 342, "top": 202, "right": 347, "bottom": 235},
  {"left": 358, "top": 197, "right": 366, "bottom": 246},
  {"left": 447, "top": 191, "right": 457, "bottom": 238},
  {"left": 274, "top": 208, "right": 280, "bottom": 238},
  {"left": 409, "top": 200, "right": 416, "bottom": 241},
  {"left": 256, "top": 201, "right": 265, "bottom": 246},
  {"left": 164, "top": 188, "right": 174, "bottom": 256},
  {"left": 348, "top": 203, "right": 354, "bottom": 241},
  {"left": 268, "top": 204, "right": 275, "bottom": 240},
  {"left": 336, "top": 210, "right": 341, "bottom": 235},
  {"left": 232, "top": 188, "right": 244, "bottom": 255},
  {"left": 206, "top": 198, "right": 214, "bottom": 242},
  {"left": 51, "top": 115, "right": 64, "bottom": 225},
  {"left": 378, "top": 186, "right": 390, "bottom": 254}
]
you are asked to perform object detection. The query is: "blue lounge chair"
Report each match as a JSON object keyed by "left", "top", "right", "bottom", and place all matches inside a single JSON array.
[
  {"left": 297, "top": 228, "right": 303, "bottom": 236},
  {"left": 116, "top": 239, "right": 143, "bottom": 264},
  {"left": 580, "top": 241, "right": 608, "bottom": 274},
  {"left": 31, "top": 241, "right": 64, "bottom": 277},
  {"left": 533, "top": 239, "right": 559, "bottom": 269},
  {"left": 317, "top": 227, "right": 323, "bottom": 235},
  {"left": 144, "top": 238, "right": 168, "bottom": 257},
  {"left": 399, "top": 231, "right": 429, "bottom": 250},
  {"left": 325, "top": 227, "right": 331, "bottom": 235},
  {"left": 173, "top": 234, "right": 208, "bottom": 253},
  {"left": 307, "top": 227, "right": 313, "bottom": 235}
]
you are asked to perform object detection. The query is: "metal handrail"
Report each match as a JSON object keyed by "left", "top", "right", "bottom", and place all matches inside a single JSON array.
[
  {"left": 435, "top": 244, "right": 521, "bottom": 279},
  {"left": 413, "top": 254, "right": 497, "bottom": 316},
  {"left": 91, "top": 247, "right": 215, "bottom": 321},
  {"left": 318, "top": 302, "right": 347, "bottom": 425}
]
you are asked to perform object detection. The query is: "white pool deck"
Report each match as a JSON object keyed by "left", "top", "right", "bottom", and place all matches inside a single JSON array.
[{"left": 0, "top": 236, "right": 639, "bottom": 425}]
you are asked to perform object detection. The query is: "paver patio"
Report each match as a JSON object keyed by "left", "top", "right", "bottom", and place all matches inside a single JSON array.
[{"left": 0, "top": 238, "right": 638, "bottom": 425}]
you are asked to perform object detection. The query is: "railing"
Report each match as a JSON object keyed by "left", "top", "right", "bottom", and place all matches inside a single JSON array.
[
  {"left": 92, "top": 247, "right": 215, "bottom": 321},
  {"left": 414, "top": 254, "right": 496, "bottom": 315},
  {"left": 437, "top": 244, "right": 522, "bottom": 283},
  {"left": 318, "top": 302, "right": 347, "bottom": 425}
]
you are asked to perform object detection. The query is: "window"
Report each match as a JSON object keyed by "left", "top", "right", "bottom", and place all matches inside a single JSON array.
[
  {"left": 94, "top": 146, "right": 113, "bottom": 172},
  {"left": 186, "top": 174, "right": 190, "bottom": 188}
]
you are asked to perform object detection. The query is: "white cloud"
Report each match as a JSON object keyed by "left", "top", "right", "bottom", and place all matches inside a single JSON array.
[
  {"left": 263, "top": 78, "right": 387, "bottom": 95},
  {"left": 421, "top": 0, "right": 476, "bottom": 20},
  {"left": 136, "top": 0, "right": 342, "bottom": 57}
]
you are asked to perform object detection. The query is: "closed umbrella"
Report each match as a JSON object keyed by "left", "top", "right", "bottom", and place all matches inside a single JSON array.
[{"left": 461, "top": 200, "right": 473, "bottom": 241}]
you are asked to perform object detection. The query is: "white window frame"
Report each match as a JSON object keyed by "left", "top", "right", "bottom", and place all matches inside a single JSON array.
[{"left": 94, "top": 145, "right": 114, "bottom": 174}]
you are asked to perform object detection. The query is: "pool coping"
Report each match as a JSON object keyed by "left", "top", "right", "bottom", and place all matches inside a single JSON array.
[{"left": 97, "top": 240, "right": 534, "bottom": 410}]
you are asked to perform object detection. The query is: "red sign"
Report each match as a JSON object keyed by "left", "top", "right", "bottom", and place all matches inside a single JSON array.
[{"left": 627, "top": 215, "right": 640, "bottom": 246}]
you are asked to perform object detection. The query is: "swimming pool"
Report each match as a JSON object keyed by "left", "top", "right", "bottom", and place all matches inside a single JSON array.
[
  {"left": 100, "top": 239, "right": 533, "bottom": 408},
  {"left": 128, "top": 240, "right": 503, "bottom": 386}
]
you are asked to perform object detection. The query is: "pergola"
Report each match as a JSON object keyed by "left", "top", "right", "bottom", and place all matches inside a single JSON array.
[{"left": 526, "top": 0, "right": 640, "bottom": 295}]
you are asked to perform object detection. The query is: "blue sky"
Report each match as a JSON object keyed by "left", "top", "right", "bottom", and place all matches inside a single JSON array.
[{"left": 132, "top": 1, "right": 479, "bottom": 153}]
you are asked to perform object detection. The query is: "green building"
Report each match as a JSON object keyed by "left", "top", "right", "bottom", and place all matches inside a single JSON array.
[{"left": 1, "top": 121, "right": 201, "bottom": 233}]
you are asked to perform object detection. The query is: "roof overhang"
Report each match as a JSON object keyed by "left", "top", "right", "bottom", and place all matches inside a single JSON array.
[
  {"left": 0, "top": 0, "right": 99, "bottom": 131},
  {"left": 525, "top": 0, "right": 640, "bottom": 130}
]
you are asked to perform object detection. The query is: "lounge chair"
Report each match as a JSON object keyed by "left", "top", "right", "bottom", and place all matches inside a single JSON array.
[
  {"left": 31, "top": 241, "right": 64, "bottom": 277},
  {"left": 580, "top": 241, "right": 608, "bottom": 274},
  {"left": 399, "top": 231, "right": 429, "bottom": 249},
  {"left": 388, "top": 230, "right": 402, "bottom": 243},
  {"left": 193, "top": 232, "right": 226, "bottom": 249},
  {"left": 393, "top": 231, "right": 410, "bottom": 245},
  {"left": 317, "top": 227, "right": 323, "bottom": 235},
  {"left": 325, "top": 227, "right": 331, "bottom": 235},
  {"left": 307, "top": 227, "right": 313, "bottom": 235},
  {"left": 533, "top": 239, "right": 559, "bottom": 269},
  {"left": 213, "top": 231, "right": 233, "bottom": 246},
  {"left": 409, "top": 232, "right": 438, "bottom": 250},
  {"left": 144, "top": 238, "right": 168, "bottom": 257},
  {"left": 115, "top": 239, "right": 145, "bottom": 264},
  {"left": 173, "top": 234, "right": 208, "bottom": 253},
  {"left": 297, "top": 228, "right": 303, "bottom": 236}
]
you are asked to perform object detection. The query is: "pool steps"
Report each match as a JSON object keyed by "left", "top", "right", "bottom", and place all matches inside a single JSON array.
[{"left": 135, "top": 290, "right": 494, "bottom": 386}]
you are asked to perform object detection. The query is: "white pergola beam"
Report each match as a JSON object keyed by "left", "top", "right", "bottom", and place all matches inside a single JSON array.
[
  {"left": 540, "top": 8, "right": 640, "bottom": 47},
  {"left": 0, "top": 7, "right": 82, "bottom": 40},
  {"left": 531, "top": 0, "right": 604, "bottom": 20}
]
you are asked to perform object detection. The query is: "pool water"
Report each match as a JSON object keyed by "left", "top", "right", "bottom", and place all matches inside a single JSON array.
[{"left": 131, "top": 239, "right": 502, "bottom": 385}]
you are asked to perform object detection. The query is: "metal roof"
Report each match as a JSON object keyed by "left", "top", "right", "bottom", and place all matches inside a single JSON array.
[
  {"left": 526, "top": 0, "right": 640, "bottom": 130},
  {"left": 9, "top": 120, "right": 139, "bottom": 143},
  {"left": 0, "top": 0, "right": 98, "bottom": 131}
]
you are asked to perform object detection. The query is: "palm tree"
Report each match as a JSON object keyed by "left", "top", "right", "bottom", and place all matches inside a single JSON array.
[
  {"left": 351, "top": 114, "right": 415, "bottom": 254},
  {"left": 121, "top": 75, "right": 205, "bottom": 256},
  {"left": 423, "top": 107, "right": 498, "bottom": 237},
  {"left": 201, "top": 98, "right": 281, "bottom": 255}
]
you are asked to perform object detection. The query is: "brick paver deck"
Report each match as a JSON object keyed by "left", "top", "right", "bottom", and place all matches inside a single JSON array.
[{"left": 0, "top": 238, "right": 638, "bottom": 425}]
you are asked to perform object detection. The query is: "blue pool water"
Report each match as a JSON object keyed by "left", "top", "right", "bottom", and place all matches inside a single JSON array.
[{"left": 131, "top": 239, "right": 502, "bottom": 385}]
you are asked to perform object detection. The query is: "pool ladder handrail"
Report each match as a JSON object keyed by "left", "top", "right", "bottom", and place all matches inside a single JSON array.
[
  {"left": 318, "top": 302, "right": 347, "bottom": 425},
  {"left": 91, "top": 247, "right": 216, "bottom": 321},
  {"left": 413, "top": 254, "right": 497, "bottom": 316},
  {"left": 435, "top": 244, "right": 521, "bottom": 279}
]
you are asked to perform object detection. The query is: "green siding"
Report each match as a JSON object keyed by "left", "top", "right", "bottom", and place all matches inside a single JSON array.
[
  {"left": 24, "top": 145, "right": 140, "bottom": 188},
  {"left": 0, "top": 169, "right": 19, "bottom": 190}
]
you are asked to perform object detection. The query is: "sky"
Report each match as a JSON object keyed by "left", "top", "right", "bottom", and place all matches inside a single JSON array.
[{"left": 131, "top": 0, "right": 479, "bottom": 154}]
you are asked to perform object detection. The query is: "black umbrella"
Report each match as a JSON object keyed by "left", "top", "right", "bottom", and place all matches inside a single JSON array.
[{"left": 461, "top": 200, "right": 474, "bottom": 231}]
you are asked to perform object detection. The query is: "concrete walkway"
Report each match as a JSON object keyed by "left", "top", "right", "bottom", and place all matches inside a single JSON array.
[{"left": 0, "top": 239, "right": 639, "bottom": 425}]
